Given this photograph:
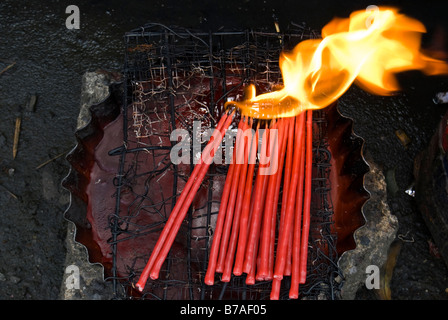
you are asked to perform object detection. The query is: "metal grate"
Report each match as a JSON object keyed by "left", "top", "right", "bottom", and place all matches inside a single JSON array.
[{"left": 107, "top": 23, "right": 342, "bottom": 300}]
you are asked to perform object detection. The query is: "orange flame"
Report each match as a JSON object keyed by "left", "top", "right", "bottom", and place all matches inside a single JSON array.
[{"left": 227, "top": 7, "right": 448, "bottom": 119}]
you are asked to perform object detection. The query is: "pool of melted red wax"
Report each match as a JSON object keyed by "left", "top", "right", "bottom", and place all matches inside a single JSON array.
[
  {"left": 66, "top": 75, "right": 368, "bottom": 298},
  {"left": 80, "top": 76, "right": 241, "bottom": 298},
  {"left": 325, "top": 104, "right": 369, "bottom": 254}
]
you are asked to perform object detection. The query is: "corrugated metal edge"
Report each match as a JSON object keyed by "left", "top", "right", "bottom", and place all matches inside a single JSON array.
[{"left": 61, "top": 71, "right": 123, "bottom": 286}]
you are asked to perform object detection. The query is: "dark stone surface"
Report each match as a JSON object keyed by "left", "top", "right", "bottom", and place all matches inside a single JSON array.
[{"left": 1, "top": 0, "right": 447, "bottom": 300}]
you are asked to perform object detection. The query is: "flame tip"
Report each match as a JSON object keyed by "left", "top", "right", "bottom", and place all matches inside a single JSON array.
[{"left": 231, "top": 7, "right": 448, "bottom": 120}]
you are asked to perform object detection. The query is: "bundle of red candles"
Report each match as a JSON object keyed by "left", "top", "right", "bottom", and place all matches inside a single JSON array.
[{"left": 135, "top": 107, "right": 313, "bottom": 300}]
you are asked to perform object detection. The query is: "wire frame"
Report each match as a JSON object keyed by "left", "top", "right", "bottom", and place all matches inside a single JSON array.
[{"left": 108, "top": 23, "right": 341, "bottom": 300}]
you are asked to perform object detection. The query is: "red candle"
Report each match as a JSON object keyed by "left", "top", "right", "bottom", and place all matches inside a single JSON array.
[
  {"left": 222, "top": 117, "right": 252, "bottom": 282},
  {"left": 258, "top": 118, "right": 285, "bottom": 279},
  {"left": 139, "top": 111, "right": 234, "bottom": 285},
  {"left": 135, "top": 111, "right": 232, "bottom": 291},
  {"left": 270, "top": 278, "right": 282, "bottom": 300},
  {"left": 284, "top": 231, "right": 293, "bottom": 276},
  {"left": 268, "top": 118, "right": 290, "bottom": 280},
  {"left": 289, "top": 123, "right": 306, "bottom": 298},
  {"left": 242, "top": 126, "right": 270, "bottom": 274},
  {"left": 232, "top": 124, "right": 259, "bottom": 276},
  {"left": 299, "top": 110, "right": 313, "bottom": 284},
  {"left": 216, "top": 117, "right": 249, "bottom": 273},
  {"left": 273, "top": 112, "right": 305, "bottom": 280},
  {"left": 204, "top": 151, "right": 236, "bottom": 285},
  {"left": 276, "top": 116, "right": 294, "bottom": 275}
]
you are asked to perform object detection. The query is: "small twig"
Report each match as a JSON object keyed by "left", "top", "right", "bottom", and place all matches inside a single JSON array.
[
  {"left": 27, "top": 94, "right": 38, "bottom": 112},
  {"left": 0, "top": 61, "right": 16, "bottom": 76},
  {"left": 0, "top": 185, "right": 18, "bottom": 200},
  {"left": 13, "top": 117, "right": 21, "bottom": 159},
  {"left": 36, "top": 150, "right": 70, "bottom": 169}
]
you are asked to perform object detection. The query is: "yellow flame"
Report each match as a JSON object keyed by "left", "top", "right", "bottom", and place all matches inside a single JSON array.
[{"left": 227, "top": 7, "right": 448, "bottom": 119}]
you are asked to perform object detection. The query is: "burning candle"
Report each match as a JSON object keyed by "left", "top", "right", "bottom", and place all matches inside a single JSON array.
[
  {"left": 204, "top": 150, "right": 236, "bottom": 285},
  {"left": 232, "top": 124, "right": 259, "bottom": 276},
  {"left": 273, "top": 112, "right": 305, "bottom": 280},
  {"left": 222, "top": 117, "right": 252, "bottom": 282},
  {"left": 299, "top": 110, "right": 313, "bottom": 284},
  {"left": 268, "top": 118, "right": 290, "bottom": 279},
  {"left": 136, "top": 5, "right": 448, "bottom": 299},
  {"left": 242, "top": 126, "right": 270, "bottom": 275},
  {"left": 135, "top": 110, "right": 234, "bottom": 291},
  {"left": 216, "top": 118, "right": 248, "bottom": 274},
  {"left": 289, "top": 117, "right": 306, "bottom": 298},
  {"left": 148, "top": 111, "right": 235, "bottom": 281},
  {"left": 258, "top": 118, "right": 285, "bottom": 280}
]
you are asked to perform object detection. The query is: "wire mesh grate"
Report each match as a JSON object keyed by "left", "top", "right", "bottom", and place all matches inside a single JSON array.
[{"left": 108, "top": 22, "right": 342, "bottom": 300}]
